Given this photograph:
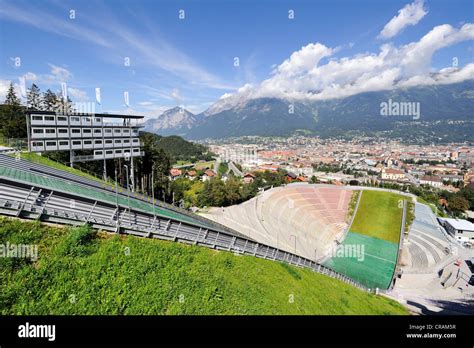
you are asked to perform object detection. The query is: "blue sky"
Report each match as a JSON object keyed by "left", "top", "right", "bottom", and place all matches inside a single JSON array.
[{"left": 0, "top": 0, "right": 472, "bottom": 117}]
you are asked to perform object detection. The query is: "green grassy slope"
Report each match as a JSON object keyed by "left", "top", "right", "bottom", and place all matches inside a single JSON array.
[
  {"left": 0, "top": 217, "right": 407, "bottom": 315},
  {"left": 324, "top": 190, "right": 410, "bottom": 289},
  {"left": 350, "top": 190, "right": 405, "bottom": 243},
  {"left": 324, "top": 232, "right": 398, "bottom": 289},
  {"left": 14, "top": 152, "right": 106, "bottom": 184}
]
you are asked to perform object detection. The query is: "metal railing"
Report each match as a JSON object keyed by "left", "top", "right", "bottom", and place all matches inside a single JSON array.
[{"left": 0, "top": 154, "right": 242, "bottom": 237}]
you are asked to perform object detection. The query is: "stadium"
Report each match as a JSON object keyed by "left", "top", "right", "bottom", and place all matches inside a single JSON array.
[{"left": 202, "top": 184, "right": 409, "bottom": 290}]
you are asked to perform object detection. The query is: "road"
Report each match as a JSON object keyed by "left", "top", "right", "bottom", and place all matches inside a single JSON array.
[{"left": 228, "top": 161, "right": 243, "bottom": 177}]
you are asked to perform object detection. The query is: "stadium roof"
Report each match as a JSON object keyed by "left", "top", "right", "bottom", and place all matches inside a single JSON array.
[
  {"left": 27, "top": 110, "right": 145, "bottom": 119},
  {"left": 441, "top": 218, "right": 474, "bottom": 231}
]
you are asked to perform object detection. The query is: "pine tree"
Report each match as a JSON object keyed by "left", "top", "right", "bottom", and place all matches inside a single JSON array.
[
  {"left": 4, "top": 82, "right": 21, "bottom": 106},
  {"left": 1, "top": 82, "right": 26, "bottom": 138},
  {"left": 56, "top": 93, "right": 74, "bottom": 114},
  {"left": 43, "top": 89, "right": 59, "bottom": 112},
  {"left": 26, "top": 83, "right": 43, "bottom": 110}
]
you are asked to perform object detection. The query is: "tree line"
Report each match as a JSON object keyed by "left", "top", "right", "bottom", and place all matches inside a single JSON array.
[
  {"left": 170, "top": 169, "right": 289, "bottom": 208},
  {"left": 0, "top": 82, "right": 74, "bottom": 140}
]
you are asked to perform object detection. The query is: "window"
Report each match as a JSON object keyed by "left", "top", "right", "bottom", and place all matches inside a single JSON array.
[
  {"left": 105, "top": 140, "right": 113, "bottom": 144},
  {"left": 46, "top": 141, "right": 57, "bottom": 146},
  {"left": 32, "top": 116, "right": 43, "bottom": 121},
  {"left": 104, "top": 129, "right": 112, "bottom": 134},
  {"left": 123, "top": 129, "right": 130, "bottom": 133},
  {"left": 133, "top": 148, "right": 139, "bottom": 153},
  {"left": 94, "top": 140, "right": 103, "bottom": 145},
  {"left": 115, "top": 149, "right": 122, "bottom": 154},
  {"left": 33, "top": 129, "right": 44, "bottom": 134},
  {"left": 32, "top": 141, "right": 43, "bottom": 146},
  {"left": 72, "top": 140, "right": 81, "bottom": 145},
  {"left": 84, "top": 140, "right": 92, "bottom": 145},
  {"left": 71, "top": 129, "right": 81, "bottom": 134},
  {"left": 82, "top": 117, "right": 91, "bottom": 123},
  {"left": 71, "top": 117, "right": 80, "bottom": 122},
  {"left": 132, "top": 139, "right": 139, "bottom": 143},
  {"left": 95, "top": 151, "right": 103, "bottom": 155},
  {"left": 45, "top": 129, "right": 56, "bottom": 134},
  {"left": 123, "top": 139, "right": 130, "bottom": 144},
  {"left": 58, "top": 129, "right": 68, "bottom": 134},
  {"left": 44, "top": 116, "right": 55, "bottom": 121},
  {"left": 82, "top": 129, "right": 92, "bottom": 134},
  {"left": 114, "top": 129, "right": 121, "bottom": 133},
  {"left": 59, "top": 141, "right": 68, "bottom": 146},
  {"left": 94, "top": 129, "right": 101, "bottom": 134},
  {"left": 106, "top": 150, "right": 113, "bottom": 154},
  {"left": 114, "top": 139, "right": 122, "bottom": 144},
  {"left": 94, "top": 118, "right": 101, "bottom": 123},
  {"left": 57, "top": 116, "right": 67, "bottom": 121}
]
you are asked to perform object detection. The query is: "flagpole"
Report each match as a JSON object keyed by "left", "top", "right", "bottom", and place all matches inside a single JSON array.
[{"left": 96, "top": 87, "right": 107, "bottom": 181}]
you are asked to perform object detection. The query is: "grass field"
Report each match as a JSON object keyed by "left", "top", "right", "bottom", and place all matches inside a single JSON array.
[
  {"left": 0, "top": 217, "right": 407, "bottom": 315},
  {"left": 174, "top": 160, "right": 192, "bottom": 166},
  {"left": 350, "top": 190, "right": 406, "bottom": 243},
  {"left": 194, "top": 160, "right": 215, "bottom": 170}
]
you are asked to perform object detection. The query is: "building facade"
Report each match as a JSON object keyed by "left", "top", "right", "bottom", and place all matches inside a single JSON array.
[
  {"left": 439, "top": 218, "right": 474, "bottom": 243},
  {"left": 27, "top": 111, "right": 144, "bottom": 162}
]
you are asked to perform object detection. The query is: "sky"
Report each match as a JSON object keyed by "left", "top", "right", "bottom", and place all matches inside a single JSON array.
[{"left": 0, "top": 0, "right": 473, "bottom": 118}]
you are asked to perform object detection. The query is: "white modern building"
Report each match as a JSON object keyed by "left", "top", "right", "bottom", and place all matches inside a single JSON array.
[
  {"left": 27, "top": 111, "right": 144, "bottom": 163},
  {"left": 420, "top": 175, "right": 443, "bottom": 188},
  {"left": 439, "top": 218, "right": 474, "bottom": 243}
]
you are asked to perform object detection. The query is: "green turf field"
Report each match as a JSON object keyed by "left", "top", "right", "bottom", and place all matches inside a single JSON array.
[
  {"left": 349, "top": 190, "right": 405, "bottom": 243},
  {"left": 324, "top": 190, "right": 407, "bottom": 289},
  {"left": 324, "top": 232, "right": 399, "bottom": 289}
]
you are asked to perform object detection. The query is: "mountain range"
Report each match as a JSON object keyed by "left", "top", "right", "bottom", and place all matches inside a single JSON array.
[
  {"left": 143, "top": 106, "right": 198, "bottom": 137},
  {"left": 143, "top": 80, "right": 474, "bottom": 142}
]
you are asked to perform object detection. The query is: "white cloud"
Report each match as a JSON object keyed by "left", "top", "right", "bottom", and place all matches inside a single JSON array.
[
  {"left": 0, "top": 1, "right": 234, "bottom": 91},
  {"left": 399, "top": 63, "right": 474, "bottom": 87},
  {"left": 379, "top": 0, "right": 428, "bottom": 39},
  {"left": 68, "top": 87, "right": 89, "bottom": 101},
  {"left": 275, "top": 43, "right": 333, "bottom": 76},
  {"left": 0, "top": 79, "right": 12, "bottom": 101},
  {"left": 170, "top": 88, "right": 183, "bottom": 104},
  {"left": 0, "top": 2, "right": 111, "bottom": 47},
  {"left": 400, "top": 23, "right": 474, "bottom": 76},
  {"left": 138, "top": 101, "right": 154, "bottom": 106},
  {"left": 48, "top": 64, "right": 72, "bottom": 82},
  {"left": 21, "top": 72, "right": 37, "bottom": 82},
  {"left": 221, "top": 23, "right": 474, "bottom": 105}
]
